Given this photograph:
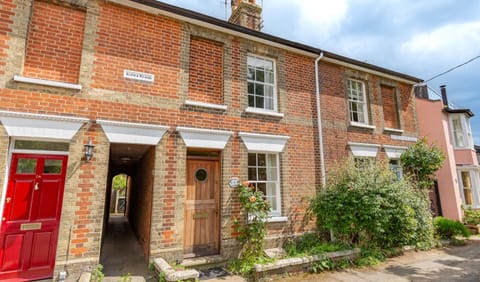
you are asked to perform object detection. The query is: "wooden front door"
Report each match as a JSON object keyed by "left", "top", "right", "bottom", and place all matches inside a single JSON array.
[
  {"left": 184, "top": 157, "right": 220, "bottom": 257},
  {"left": 0, "top": 154, "right": 68, "bottom": 281}
]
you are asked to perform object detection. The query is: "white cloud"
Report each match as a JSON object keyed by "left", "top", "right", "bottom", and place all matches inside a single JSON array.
[{"left": 401, "top": 21, "right": 480, "bottom": 64}]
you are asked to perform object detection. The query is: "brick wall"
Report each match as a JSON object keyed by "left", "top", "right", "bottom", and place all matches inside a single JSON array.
[
  {"left": 23, "top": 1, "right": 86, "bottom": 83},
  {"left": 0, "top": 0, "right": 16, "bottom": 76},
  {"left": 188, "top": 37, "right": 224, "bottom": 104},
  {"left": 319, "top": 60, "right": 419, "bottom": 178}
]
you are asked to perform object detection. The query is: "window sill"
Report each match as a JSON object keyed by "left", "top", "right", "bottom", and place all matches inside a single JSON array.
[
  {"left": 13, "top": 75, "right": 82, "bottom": 90},
  {"left": 384, "top": 127, "right": 404, "bottom": 134},
  {"left": 267, "top": 216, "right": 288, "bottom": 223},
  {"left": 245, "top": 107, "right": 284, "bottom": 118},
  {"left": 248, "top": 215, "right": 288, "bottom": 223},
  {"left": 349, "top": 122, "right": 375, "bottom": 130},
  {"left": 184, "top": 100, "right": 227, "bottom": 111}
]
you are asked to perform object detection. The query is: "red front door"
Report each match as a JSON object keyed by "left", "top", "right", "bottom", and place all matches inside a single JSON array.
[{"left": 0, "top": 153, "right": 68, "bottom": 281}]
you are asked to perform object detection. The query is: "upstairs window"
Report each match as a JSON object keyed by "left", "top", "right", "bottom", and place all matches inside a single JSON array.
[
  {"left": 451, "top": 114, "right": 472, "bottom": 149},
  {"left": 247, "top": 55, "right": 276, "bottom": 111},
  {"left": 347, "top": 79, "right": 369, "bottom": 125}
]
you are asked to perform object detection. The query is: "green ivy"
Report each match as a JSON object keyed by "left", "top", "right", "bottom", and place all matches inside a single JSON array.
[{"left": 463, "top": 206, "right": 480, "bottom": 225}]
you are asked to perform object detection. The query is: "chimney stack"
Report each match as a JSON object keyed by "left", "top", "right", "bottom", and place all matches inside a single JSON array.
[
  {"left": 440, "top": 85, "right": 449, "bottom": 108},
  {"left": 414, "top": 84, "right": 429, "bottom": 99},
  {"left": 229, "top": 0, "right": 263, "bottom": 31}
]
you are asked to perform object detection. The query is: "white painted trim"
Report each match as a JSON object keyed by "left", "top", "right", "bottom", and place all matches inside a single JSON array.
[
  {"left": 384, "top": 127, "right": 404, "bottom": 134},
  {"left": 239, "top": 132, "right": 289, "bottom": 153},
  {"left": 267, "top": 216, "right": 288, "bottom": 223},
  {"left": 97, "top": 119, "right": 169, "bottom": 145},
  {"left": 391, "top": 135, "right": 418, "bottom": 142},
  {"left": 0, "top": 111, "right": 88, "bottom": 140},
  {"left": 350, "top": 122, "right": 376, "bottom": 130},
  {"left": 247, "top": 54, "right": 279, "bottom": 112},
  {"left": 11, "top": 149, "right": 69, "bottom": 155},
  {"left": 13, "top": 75, "right": 82, "bottom": 90},
  {"left": 348, "top": 142, "right": 380, "bottom": 158},
  {"left": 0, "top": 110, "right": 89, "bottom": 123},
  {"left": 0, "top": 139, "right": 14, "bottom": 228},
  {"left": 177, "top": 127, "right": 233, "bottom": 149},
  {"left": 383, "top": 145, "right": 407, "bottom": 159},
  {"left": 184, "top": 100, "right": 228, "bottom": 111},
  {"left": 323, "top": 57, "right": 418, "bottom": 85},
  {"left": 245, "top": 107, "right": 284, "bottom": 118}
]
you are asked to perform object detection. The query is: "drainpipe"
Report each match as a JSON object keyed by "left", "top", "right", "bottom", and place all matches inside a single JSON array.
[{"left": 315, "top": 52, "right": 326, "bottom": 191}]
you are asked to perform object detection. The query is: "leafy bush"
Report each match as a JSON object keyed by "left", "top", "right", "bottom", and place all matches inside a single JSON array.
[
  {"left": 463, "top": 207, "right": 480, "bottom": 225},
  {"left": 433, "top": 216, "right": 471, "bottom": 239},
  {"left": 311, "top": 160, "right": 434, "bottom": 250},
  {"left": 284, "top": 233, "right": 349, "bottom": 257},
  {"left": 400, "top": 138, "right": 445, "bottom": 190}
]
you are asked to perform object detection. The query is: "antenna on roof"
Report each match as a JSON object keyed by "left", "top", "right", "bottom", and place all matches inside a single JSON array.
[{"left": 224, "top": 0, "right": 228, "bottom": 20}]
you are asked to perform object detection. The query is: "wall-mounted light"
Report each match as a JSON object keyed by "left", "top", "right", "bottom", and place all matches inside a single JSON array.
[{"left": 84, "top": 138, "right": 95, "bottom": 162}]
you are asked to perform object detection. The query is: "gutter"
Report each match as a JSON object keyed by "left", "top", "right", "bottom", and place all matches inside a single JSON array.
[{"left": 315, "top": 52, "right": 327, "bottom": 190}]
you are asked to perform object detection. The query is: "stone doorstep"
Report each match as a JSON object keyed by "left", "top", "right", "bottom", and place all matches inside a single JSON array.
[
  {"left": 255, "top": 248, "right": 361, "bottom": 273},
  {"left": 154, "top": 258, "right": 199, "bottom": 282},
  {"left": 181, "top": 254, "right": 228, "bottom": 269}
]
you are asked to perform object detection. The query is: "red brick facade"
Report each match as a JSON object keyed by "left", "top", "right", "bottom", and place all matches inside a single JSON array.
[{"left": 0, "top": 0, "right": 420, "bottom": 280}]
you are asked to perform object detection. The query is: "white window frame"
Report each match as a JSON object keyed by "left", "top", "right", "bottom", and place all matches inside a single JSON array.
[
  {"left": 450, "top": 114, "right": 473, "bottom": 149},
  {"left": 347, "top": 79, "right": 369, "bottom": 125},
  {"left": 457, "top": 168, "right": 480, "bottom": 208},
  {"left": 247, "top": 54, "right": 278, "bottom": 112},
  {"left": 389, "top": 159, "right": 403, "bottom": 180},
  {"left": 247, "top": 152, "right": 282, "bottom": 218}
]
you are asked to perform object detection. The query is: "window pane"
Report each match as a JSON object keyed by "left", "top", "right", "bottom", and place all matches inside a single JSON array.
[
  {"left": 257, "top": 182, "right": 266, "bottom": 195},
  {"left": 265, "top": 97, "right": 274, "bottom": 111},
  {"left": 258, "top": 168, "right": 267, "bottom": 181},
  {"left": 14, "top": 140, "right": 69, "bottom": 152},
  {"left": 248, "top": 94, "right": 255, "bottom": 107},
  {"left": 266, "top": 71, "right": 274, "bottom": 84},
  {"left": 268, "top": 196, "right": 277, "bottom": 211},
  {"left": 265, "top": 85, "right": 274, "bottom": 99},
  {"left": 257, "top": 154, "right": 266, "bottom": 166},
  {"left": 256, "top": 69, "right": 265, "bottom": 82},
  {"left": 255, "top": 96, "right": 264, "bottom": 109},
  {"left": 16, "top": 158, "right": 37, "bottom": 174},
  {"left": 248, "top": 153, "right": 256, "bottom": 166},
  {"left": 267, "top": 154, "right": 277, "bottom": 167},
  {"left": 247, "top": 68, "right": 255, "bottom": 80},
  {"left": 266, "top": 182, "right": 276, "bottom": 197},
  {"left": 462, "top": 171, "right": 473, "bottom": 205},
  {"left": 248, "top": 168, "right": 257, "bottom": 181},
  {"left": 248, "top": 82, "right": 255, "bottom": 94},
  {"left": 44, "top": 159, "right": 62, "bottom": 174},
  {"left": 255, "top": 84, "right": 264, "bottom": 96}
]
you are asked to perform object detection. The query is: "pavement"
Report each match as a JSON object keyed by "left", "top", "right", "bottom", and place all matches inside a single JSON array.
[{"left": 278, "top": 237, "right": 480, "bottom": 282}]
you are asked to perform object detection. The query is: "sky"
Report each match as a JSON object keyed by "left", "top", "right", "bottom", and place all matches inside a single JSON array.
[{"left": 160, "top": 0, "right": 480, "bottom": 144}]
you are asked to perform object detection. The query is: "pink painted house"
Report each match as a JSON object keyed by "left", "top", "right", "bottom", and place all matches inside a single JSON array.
[{"left": 416, "top": 85, "right": 479, "bottom": 220}]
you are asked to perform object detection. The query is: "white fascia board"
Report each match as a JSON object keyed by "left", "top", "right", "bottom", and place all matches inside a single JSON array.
[
  {"left": 383, "top": 145, "right": 407, "bottom": 159},
  {"left": 347, "top": 142, "right": 380, "bottom": 158},
  {"left": 0, "top": 111, "right": 88, "bottom": 140},
  {"left": 97, "top": 119, "right": 169, "bottom": 145},
  {"left": 239, "top": 132, "right": 289, "bottom": 153},
  {"left": 177, "top": 126, "right": 233, "bottom": 149},
  {"left": 13, "top": 75, "right": 82, "bottom": 90}
]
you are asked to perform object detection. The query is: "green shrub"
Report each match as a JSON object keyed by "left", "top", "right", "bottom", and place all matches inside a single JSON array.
[
  {"left": 433, "top": 216, "right": 470, "bottom": 239},
  {"left": 463, "top": 207, "right": 480, "bottom": 225},
  {"left": 284, "top": 233, "right": 349, "bottom": 257},
  {"left": 311, "top": 159, "right": 434, "bottom": 249}
]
